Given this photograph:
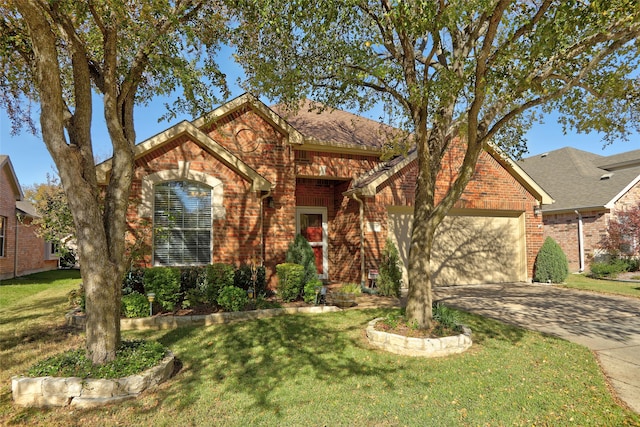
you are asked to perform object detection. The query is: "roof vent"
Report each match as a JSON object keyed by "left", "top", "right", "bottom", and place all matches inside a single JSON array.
[
  {"left": 600, "top": 173, "right": 614, "bottom": 180},
  {"left": 540, "top": 152, "right": 549, "bottom": 158}
]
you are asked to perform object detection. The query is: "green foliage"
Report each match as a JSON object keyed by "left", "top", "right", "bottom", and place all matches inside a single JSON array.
[
  {"left": 216, "top": 286, "right": 249, "bottom": 312},
  {"left": 67, "top": 284, "right": 85, "bottom": 310},
  {"left": 121, "top": 292, "right": 150, "bottom": 318},
  {"left": 122, "top": 268, "right": 145, "bottom": 296},
  {"left": 432, "top": 302, "right": 461, "bottom": 334},
  {"left": 339, "top": 283, "right": 362, "bottom": 294},
  {"left": 285, "top": 234, "right": 318, "bottom": 284},
  {"left": 203, "top": 263, "right": 235, "bottom": 305},
  {"left": 589, "top": 259, "right": 631, "bottom": 279},
  {"left": 276, "top": 263, "right": 305, "bottom": 302},
  {"left": 303, "top": 279, "right": 323, "bottom": 303},
  {"left": 377, "top": 239, "right": 402, "bottom": 297},
  {"left": 234, "top": 264, "right": 267, "bottom": 296},
  {"left": 143, "top": 267, "right": 181, "bottom": 312},
  {"left": 534, "top": 237, "right": 569, "bottom": 283},
  {"left": 27, "top": 340, "right": 166, "bottom": 379}
]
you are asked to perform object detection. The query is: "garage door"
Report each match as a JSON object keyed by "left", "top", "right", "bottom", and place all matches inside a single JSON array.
[{"left": 388, "top": 207, "right": 527, "bottom": 286}]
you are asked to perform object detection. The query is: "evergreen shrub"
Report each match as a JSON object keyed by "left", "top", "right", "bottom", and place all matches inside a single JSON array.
[
  {"left": 121, "top": 292, "right": 150, "bottom": 318},
  {"left": 276, "top": 263, "right": 305, "bottom": 302},
  {"left": 203, "top": 263, "right": 235, "bottom": 305},
  {"left": 533, "top": 237, "right": 569, "bottom": 283},
  {"left": 377, "top": 238, "right": 402, "bottom": 297},
  {"left": 217, "top": 286, "right": 249, "bottom": 312},
  {"left": 234, "top": 264, "right": 267, "bottom": 296},
  {"left": 143, "top": 267, "right": 181, "bottom": 311},
  {"left": 285, "top": 234, "right": 318, "bottom": 284},
  {"left": 303, "top": 279, "right": 323, "bottom": 303}
]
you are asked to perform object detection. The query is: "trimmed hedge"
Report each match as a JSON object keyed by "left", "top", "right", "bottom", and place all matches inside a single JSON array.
[
  {"left": 534, "top": 237, "right": 569, "bottom": 283},
  {"left": 144, "top": 267, "right": 181, "bottom": 311},
  {"left": 276, "top": 263, "right": 305, "bottom": 302}
]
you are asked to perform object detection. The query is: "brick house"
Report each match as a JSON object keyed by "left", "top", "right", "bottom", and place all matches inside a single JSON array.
[
  {"left": 0, "top": 155, "right": 59, "bottom": 280},
  {"left": 519, "top": 147, "right": 640, "bottom": 272},
  {"left": 97, "top": 94, "right": 550, "bottom": 287}
]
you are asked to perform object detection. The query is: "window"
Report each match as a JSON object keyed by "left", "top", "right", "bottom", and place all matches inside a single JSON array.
[
  {"left": 154, "top": 181, "right": 212, "bottom": 266},
  {"left": 0, "top": 216, "right": 5, "bottom": 257},
  {"left": 45, "top": 242, "right": 60, "bottom": 260}
]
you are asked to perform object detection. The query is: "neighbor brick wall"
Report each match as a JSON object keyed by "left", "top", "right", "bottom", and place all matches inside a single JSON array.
[
  {"left": 0, "top": 165, "right": 18, "bottom": 280},
  {"left": 0, "top": 166, "right": 57, "bottom": 280},
  {"left": 543, "top": 210, "right": 607, "bottom": 272}
]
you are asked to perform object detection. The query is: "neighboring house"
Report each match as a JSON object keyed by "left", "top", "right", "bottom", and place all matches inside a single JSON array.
[
  {"left": 97, "top": 93, "right": 550, "bottom": 287},
  {"left": 519, "top": 147, "right": 640, "bottom": 273},
  {"left": 0, "top": 155, "right": 59, "bottom": 280}
]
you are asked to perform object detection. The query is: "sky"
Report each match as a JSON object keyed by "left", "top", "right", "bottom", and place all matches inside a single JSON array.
[{"left": 1, "top": 51, "right": 639, "bottom": 189}]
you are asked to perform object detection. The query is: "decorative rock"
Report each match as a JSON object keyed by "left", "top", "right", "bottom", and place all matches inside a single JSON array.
[{"left": 365, "top": 318, "right": 472, "bottom": 357}]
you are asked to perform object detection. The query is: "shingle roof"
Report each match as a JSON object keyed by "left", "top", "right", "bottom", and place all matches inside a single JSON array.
[
  {"left": 16, "top": 200, "right": 40, "bottom": 218},
  {"left": 271, "top": 99, "right": 404, "bottom": 151},
  {"left": 518, "top": 147, "right": 640, "bottom": 213}
]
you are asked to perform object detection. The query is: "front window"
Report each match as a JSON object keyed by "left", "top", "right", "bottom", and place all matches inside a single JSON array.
[
  {"left": 153, "top": 181, "right": 212, "bottom": 266},
  {"left": 0, "top": 216, "right": 5, "bottom": 257}
]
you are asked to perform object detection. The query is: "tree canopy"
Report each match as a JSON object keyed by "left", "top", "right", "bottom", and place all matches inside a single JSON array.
[
  {"left": 231, "top": 0, "right": 640, "bottom": 326},
  {"left": 0, "top": 0, "right": 230, "bottom": 363}
]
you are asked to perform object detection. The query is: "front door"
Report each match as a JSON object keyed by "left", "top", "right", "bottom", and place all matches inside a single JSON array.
[{"left": 296, "top": 207, "right": 328, "bottom": 280}]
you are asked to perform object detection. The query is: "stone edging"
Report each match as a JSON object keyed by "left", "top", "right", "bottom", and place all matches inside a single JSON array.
[
  {"left": 66, "top": 305, "right": 341, "bottom": 331},
  {"left": 365, "top": 318, "right": 472, "bottom": 357},
  {"left": 12, "top": 351, "right": 175, "bottom": 408}
]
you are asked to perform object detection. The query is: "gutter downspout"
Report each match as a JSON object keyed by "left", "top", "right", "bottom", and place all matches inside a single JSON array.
[
  {"left": 575, "top": 210, "right": 584, "bottom": 272},
  {"left": 14, "top": 212, "right": 19, "bottom": 278},
  {"left": 259, "top": 190, "right": 272, "bottom": 266},
  {"left": 351, "top": 193, "right": 366, "bottom": 287}
]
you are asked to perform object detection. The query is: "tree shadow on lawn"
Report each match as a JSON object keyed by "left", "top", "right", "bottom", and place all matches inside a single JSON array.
[{"left": 151, "top": 309, "right": 406, "bottom": 414}]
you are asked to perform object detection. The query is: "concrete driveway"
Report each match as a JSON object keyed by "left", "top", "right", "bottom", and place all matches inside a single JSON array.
[{"left": 433, "top": 283, "right": 640, "bottom": 414}]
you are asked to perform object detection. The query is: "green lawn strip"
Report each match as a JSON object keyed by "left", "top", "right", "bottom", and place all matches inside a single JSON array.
[
  {"left": 5, "top": 309, "right": 637, "bottom": 426},
  {"left": 1, "top": 274, "right": 638, "bottom": 426},
  {"left": 559, "top": 273, "right": 640, "bottom": 299},
  {"left": 0, "top": 269, "right": 81, "bottom": 308}
]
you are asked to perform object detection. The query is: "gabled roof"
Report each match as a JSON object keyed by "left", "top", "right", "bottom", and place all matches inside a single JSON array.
[
  {"left": 519, "top": 147, "right": 640, "bottom": 213},
  {"left": 271, "top": 99, "right": 406, "bottom": 154},
  {"left": 16, "top": 200, "right": 40, "bottom": 218},
  {"left": 192, "top": 93, "right": 304, "bottom": 145},
  {"left": 0, "top": 155, "right": 24, "bottom": 201},
  {"left": 346, "top": 143, "right": 553, "bottom": 205},
  {"left": 96, "top": 120, "right": 272, "bottom": 191}
]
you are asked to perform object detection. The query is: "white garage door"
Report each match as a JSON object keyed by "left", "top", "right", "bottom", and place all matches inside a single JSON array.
[{"left": 388, "top": 207, "right": 527, "bottom": 286}]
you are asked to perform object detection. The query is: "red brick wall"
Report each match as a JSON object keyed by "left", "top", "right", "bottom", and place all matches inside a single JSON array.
[
  {"left": 0, "top": 166, "right": 58, "bottom": 280},
  {"left": 374, "top": 144, "right": 544, "bottom": 281},
  {"left": 543, "top": 210, "right": 607, "bottom": 272},
  {"left": 543, "top": 180, "right": 640, "bottom": 272}
]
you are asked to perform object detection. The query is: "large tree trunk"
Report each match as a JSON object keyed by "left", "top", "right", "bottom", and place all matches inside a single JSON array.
[{"left": 405, "top": 216, "right": 436, "bottom": 329}]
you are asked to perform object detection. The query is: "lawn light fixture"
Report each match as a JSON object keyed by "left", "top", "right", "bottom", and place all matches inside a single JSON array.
[{"left": 147, "top": 292, "right": 155, "bottom": 316}]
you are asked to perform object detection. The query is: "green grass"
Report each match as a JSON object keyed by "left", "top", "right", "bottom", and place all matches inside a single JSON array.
[
  {"left": 0, "top": 269, "right": 81, "bottom": 308},
  {"left": 559, "top": 273, "right": 640, "bottom": 299},
  {"left": 1, "top": 271, "right": 639, "bottom": 426}
]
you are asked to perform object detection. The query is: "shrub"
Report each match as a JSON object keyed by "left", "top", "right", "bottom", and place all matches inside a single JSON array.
[
  {"left": 67, "top": 284, "right": 85, "bottom": 310},
  {"left": 121, "top": 292, "right": 150, "bottom": 318},
  {"left": 303, "top": 279, "right": 323, "bottom": 303},
  {"left": 203, "top": 263, "right": 235, "bottom": 305},
  {"left": 217, "top": 286, "right": 248, "bottom": 312},
  {"left": 276, "top": 263, "right": 305, "bottom": 302},
  {"left": 285, "top": 234, "right": 318, "bottom": 284},
  {"left": 377, "top": 239, "right": 402, "bottom": 297},
  {"left": 143, "top": 267, "right": 181, "bottom": 311},
  {"left": 180, "top": 266, "right": 207, "bottom": 293},
  {"left": 234, "top": 263, "right": 267, "bottom": 296},
  {"left": 589, "top": 258, "right": 629, "bottom": 279},
  {"left": 533, "top": 237, "right": 569, "bottom": 283},
  {"left": 122, "top": 268, "right": 145, "bottom": 295}
]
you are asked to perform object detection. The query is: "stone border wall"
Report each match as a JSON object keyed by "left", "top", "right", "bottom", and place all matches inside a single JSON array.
[
  {"left": 66, "top": 305, "right": 341, "bottom": 331},
  {"left": 366, "top": 318, "right": 472, "bottom": 357},
  {"left": 12, "top": 352, "right": 175, "bottom": 408}
]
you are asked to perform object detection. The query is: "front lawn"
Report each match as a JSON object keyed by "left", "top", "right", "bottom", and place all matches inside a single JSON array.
[
  {"left": 559, "top": 273, "right": 640, "bottom": 299},
  {"left": 1, "top": 270, "right": 638, "bottom": 426}
]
